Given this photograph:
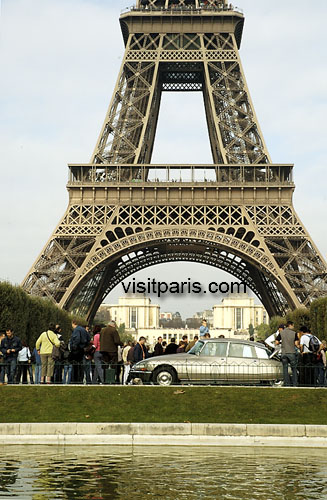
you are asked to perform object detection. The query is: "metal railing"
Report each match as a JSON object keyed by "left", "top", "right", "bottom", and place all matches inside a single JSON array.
[
  {"left": 68, "top": 163, "right": 294, "bottom": 186},
  {"left": 130, "top": 360, "right": 327, "bottom": 387},
  {"left": 129, "top": 1, "right": 241, "bottom": 14},
  {"left": 1, "top": 361, "right": 326, "bottom": 387}
]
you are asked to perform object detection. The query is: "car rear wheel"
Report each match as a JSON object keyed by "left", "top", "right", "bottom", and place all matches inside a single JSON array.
[{"left": 153, "top": 366, "right": 177, "bottom": 386}]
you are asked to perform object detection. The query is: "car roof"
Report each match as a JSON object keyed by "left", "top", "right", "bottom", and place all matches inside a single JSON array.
[{"left": 200, "top": 338, "right": 268, "bottom": 348}]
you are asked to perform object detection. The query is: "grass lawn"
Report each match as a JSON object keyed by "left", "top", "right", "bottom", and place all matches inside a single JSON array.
[{"left": 2, "top": 386, "right": 327, "bottom": 425}]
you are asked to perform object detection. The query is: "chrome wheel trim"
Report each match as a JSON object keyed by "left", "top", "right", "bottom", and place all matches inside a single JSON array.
[{"left": 156, "top": 370, "right": 173, "bottom": 386}]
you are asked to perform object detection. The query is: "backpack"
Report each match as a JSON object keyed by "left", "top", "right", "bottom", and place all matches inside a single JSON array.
[
  {"left": 127, "top": 346, "right": 135, "bottom": 363},
  {"left": 308, "top": 335, "right": 320, "bottom": 353},
  {"left": 84, "top": 342, "right": 96, "bottom": 360}
]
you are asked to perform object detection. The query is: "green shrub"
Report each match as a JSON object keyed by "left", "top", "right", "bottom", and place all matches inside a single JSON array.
[{"left": 0, "top": 281, "right": 85, "bottom": 347}]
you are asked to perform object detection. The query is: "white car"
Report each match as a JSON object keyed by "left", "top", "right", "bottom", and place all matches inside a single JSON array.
[{"left": 130, "top": 338, "right": 283, "bottom": 386}]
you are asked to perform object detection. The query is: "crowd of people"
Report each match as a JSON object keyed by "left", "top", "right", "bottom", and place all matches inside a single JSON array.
[
  {"left": 0, "top": 318, "right": 326, "bottom": 386},
  {"left": 264, "top": 321, "right": 327, "bottom": 387},
  {"left": 0, "top": 319, "right": 204, "bottom": 386}
]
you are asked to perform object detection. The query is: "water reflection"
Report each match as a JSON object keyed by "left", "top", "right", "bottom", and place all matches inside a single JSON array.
[{"left": 0, "top": 446, "right": 326, "bottom": 499}]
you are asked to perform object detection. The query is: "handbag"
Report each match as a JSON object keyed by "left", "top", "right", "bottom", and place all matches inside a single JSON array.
[
  {"left": 46, "top": 331, "right": 60, "bottom": 361},
  {"left": 84, "top": 342, "right": 96, "bottom": 360}
]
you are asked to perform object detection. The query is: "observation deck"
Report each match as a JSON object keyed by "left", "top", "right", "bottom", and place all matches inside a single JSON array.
[
  {"left": 67, "top": 164, "right": 295, "bottom": 205},
  {"left": 121, "top": 0, "right": 244, "bottom": 48}
]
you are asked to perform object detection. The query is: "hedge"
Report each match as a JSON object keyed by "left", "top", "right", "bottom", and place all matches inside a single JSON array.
[
  {"left": 0, "top": 282, "right": 85, "bottom": 347},
  {"left": 310, "top": 297, "right": 327, "bottom": 341}
]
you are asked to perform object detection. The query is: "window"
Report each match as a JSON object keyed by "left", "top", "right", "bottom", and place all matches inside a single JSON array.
[
  {"left": 235, "top": 308, "right": 243, "bottom": 329},
  {"left": 228, "top": 343, "right": 256, "bottom": 358},
  {"left": 255, "top": 346, "right": 269, "bottom": 359},
  {"left": 130, "top": 307, "right": 137, "bottom": 328},
  {"left": 200, "top": 342, "right": 227, "bottom": 357}
]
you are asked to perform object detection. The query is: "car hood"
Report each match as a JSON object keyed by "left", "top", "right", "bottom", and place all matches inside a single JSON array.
[{"left": 134, "top": 353, "right": 191, "bottom": 366}]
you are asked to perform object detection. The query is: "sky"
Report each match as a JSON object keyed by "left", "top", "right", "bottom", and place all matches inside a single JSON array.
[{"left": 1, "top": 0, "right": 327, "bottom": 318}]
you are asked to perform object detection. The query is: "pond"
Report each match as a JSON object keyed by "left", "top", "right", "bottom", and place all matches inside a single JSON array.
[{"left": 1, "top": 445, "right": 326, "bottom": 499}]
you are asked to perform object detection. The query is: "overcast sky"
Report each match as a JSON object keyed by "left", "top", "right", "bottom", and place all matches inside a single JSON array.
[{"left": 1, "top": 0, "right": 327, "bottom": 318}]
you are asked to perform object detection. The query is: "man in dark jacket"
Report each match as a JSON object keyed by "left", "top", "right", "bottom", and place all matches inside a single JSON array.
[
  {"left": 165, "top": 338, "right": 178, "bottom": 355},
  {"left": 153, "top": 336, "right": 164, "bottom": 357},
  {"left": 1, "top": 329, "right": 22, "bottom": 384},
  {"left": 70, "top": 320, "right": 91, "bottom": 383},
  {"left": 100, "top": 321, "right": 123, "bottom": 365},
  {"left": 133, "top": 337, "right": 149, "bottom": 363}
]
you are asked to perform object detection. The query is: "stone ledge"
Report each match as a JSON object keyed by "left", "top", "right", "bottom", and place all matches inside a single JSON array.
[
  {"left": 305, "top": 425, "right": 327, "bottom": 437},
  {"left": 246, "top": 424, "right": 306, "bottom": 437},
  {"left": 191, "top": 423, "right": 247, "bottom": 436},
  {"left": 1, "top": 423, "right": 327, "bottom": 447},
  {"left": 1, "top": 434, "right": 327, "bottom": 448}
]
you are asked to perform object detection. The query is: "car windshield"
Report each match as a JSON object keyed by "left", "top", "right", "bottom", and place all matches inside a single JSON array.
[{"left": 188, "top": 340, "right": 204, "bottom": 355}]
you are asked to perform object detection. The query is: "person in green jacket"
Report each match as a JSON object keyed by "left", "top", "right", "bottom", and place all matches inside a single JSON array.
[{"left": 35, "top": 324, "right": 61, "bottom": 384}]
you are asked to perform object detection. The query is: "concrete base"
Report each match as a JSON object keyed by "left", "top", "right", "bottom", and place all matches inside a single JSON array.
[{"left": 1, "top": 423, "right": 327, "bottom": 447}]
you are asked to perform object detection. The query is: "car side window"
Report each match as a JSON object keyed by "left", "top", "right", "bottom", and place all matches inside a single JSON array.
[
  {"left": 200, "top": 342, "right": 227, "bottom": 357},
  {"left": 228, "top": 343, "right": 256, "bottom": 358},
  {"left": 255, "top": 346, "right": 269, "bottom": 359}
]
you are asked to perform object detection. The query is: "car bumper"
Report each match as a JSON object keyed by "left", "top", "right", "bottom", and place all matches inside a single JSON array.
[{"left": 129, "top": 369, "right": 153, "bottom": 383}]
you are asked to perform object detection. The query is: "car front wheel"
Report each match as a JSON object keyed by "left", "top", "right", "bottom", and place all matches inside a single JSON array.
[{"left": 153, "top": 366, "right": 177, "bottom": 386}]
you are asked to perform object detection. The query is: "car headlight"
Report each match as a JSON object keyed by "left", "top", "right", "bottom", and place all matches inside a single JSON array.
[{"left": 134, "top": 362, "right": 147, "bottom": 370}]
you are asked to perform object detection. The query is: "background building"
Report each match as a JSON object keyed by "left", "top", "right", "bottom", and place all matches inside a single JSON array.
[
  {"left": 213, "top": 293, "right": 268, "bottom": 335},
  {"left": 159, "top": 312, "right": 173, "bottom": 321},
  {"left": 99, "top": 294, "right": 159, "bottom": 329},
  {"left": 96, "top": 292, "right": 268, "bottom": 347}
]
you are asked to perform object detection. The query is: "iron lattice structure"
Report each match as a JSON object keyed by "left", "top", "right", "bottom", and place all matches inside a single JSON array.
[{"left": 22, "top": 0, "right": 327, "bottom": 321}]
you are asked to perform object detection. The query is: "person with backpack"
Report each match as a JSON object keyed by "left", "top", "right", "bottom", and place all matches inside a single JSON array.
[
  {"left": 299, "top": 326, "right": 322, "bottom": 386},
  {"left": 69, "top": 320, "right": 91, "bottom": 384},
  {"left": 35, "top": 325, "right": 61, "bottom": 384}
]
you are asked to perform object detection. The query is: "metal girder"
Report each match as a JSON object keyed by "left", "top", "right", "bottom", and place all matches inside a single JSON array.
[{"left": 21, "top": 3, "right": 327, "bottom": 320}]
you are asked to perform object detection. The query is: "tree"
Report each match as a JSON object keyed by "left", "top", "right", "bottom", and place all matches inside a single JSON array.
[
  {"left": 310, "top": 298, "right": 327, "bottom": 340},
  {"left": 248, "top": 323, "right": 254, "bottom": 336},
  {"left": 268, "top": 316, "right": 286, "bottom": 335},
  {"left": 117, "top": 323, "right": 133, "bottom": 344},
  {"left": 287, "top": 307, "right": 310, "bottom": 332},
  {"left": 255, "top": 323, "right": 270, "bottom": 340}
]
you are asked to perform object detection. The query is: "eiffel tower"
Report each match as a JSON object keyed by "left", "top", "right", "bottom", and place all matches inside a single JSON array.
[{"left": 22, "top": 0, "right": 327, "bottom": 322}]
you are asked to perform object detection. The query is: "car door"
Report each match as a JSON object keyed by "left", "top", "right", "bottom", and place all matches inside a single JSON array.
[
  {"left": 227, "top": 342, "right": 258, "bottom": 382},
  {"left": 254, "top": 345, "right": 283, "bottom": 381},
  {"left": 187, "top": 341, "right": 228, "bottom": 383}
]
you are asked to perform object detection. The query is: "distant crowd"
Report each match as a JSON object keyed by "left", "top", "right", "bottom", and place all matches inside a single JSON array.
[{"left": 0, "top": 318, "right": 326, "bottom": 386}]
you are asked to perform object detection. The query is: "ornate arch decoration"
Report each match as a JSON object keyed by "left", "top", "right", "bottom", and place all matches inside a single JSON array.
[{"left": 61, "top": 227, "right": 297, "bottom": 320}]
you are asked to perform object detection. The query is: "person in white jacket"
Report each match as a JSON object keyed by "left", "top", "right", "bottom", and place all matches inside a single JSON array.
[
  {"left": 16, "top": 342, "right": 34, "bottom": 384},
  {"left": 265, "top": 324, "right": 285, "bottom": 354}
]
